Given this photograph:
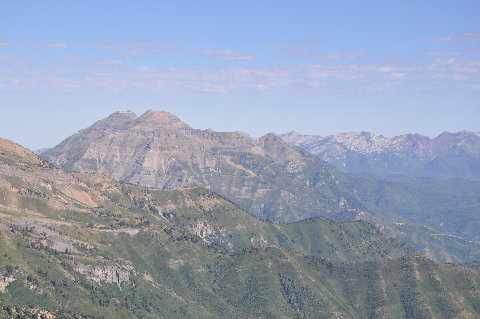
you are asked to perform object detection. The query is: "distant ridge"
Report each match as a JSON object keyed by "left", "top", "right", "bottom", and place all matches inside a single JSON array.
[
  {"left": 281, "top": 130, "right": 480, "bottom": 180},
  {"left": 41, "top": 109, "right": 351, "bottom": 221}
]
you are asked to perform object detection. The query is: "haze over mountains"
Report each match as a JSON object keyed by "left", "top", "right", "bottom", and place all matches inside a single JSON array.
[
  {"left": 42, "top": 110, "right": 356, "bottom": 222},
  {"left": 1, "top": 137, "right": 480, "bottom": 318},
  {"left": 3, "top": 0, "right": 479, "bottom": 316},
  {"left": 282, "top": 130, "right": 480, "bottom": 180},
  {"left": 40, "top": 110, "right": 480, "bottom": 263}
]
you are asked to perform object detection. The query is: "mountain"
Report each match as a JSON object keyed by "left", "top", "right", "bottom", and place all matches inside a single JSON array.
[
  {"left": 1, "top": 138, "right": 413, "bottom": 262},
  {"left": 40, "top": 110, "right": 480, "bottom": 263},
  {"left": 281, "top": 130, "right": 480, "bottom": 180},
  {"left": 2, "top": 139, "right": 480, "bottom": 318},
  {"left": 41, "top": 110, "right": 368, "bottom": 222}
]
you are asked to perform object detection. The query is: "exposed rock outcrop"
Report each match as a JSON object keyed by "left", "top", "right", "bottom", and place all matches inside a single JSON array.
[{"left": 41, "top": 110, "right": 352, "bottom": 222}]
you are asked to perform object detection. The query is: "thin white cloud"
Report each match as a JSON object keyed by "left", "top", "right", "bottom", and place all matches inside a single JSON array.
[
  {"left": 453, "top": 74, "right": 469, "bottom": 81},
  {"left": 1, "top": 40, "right": 479, "bottom": 96},
  {"left": 98, "top": 39, "right": 182, "bottom": 56},
  {"left": 426, "top": 50, "right": 460, "bottom": 57},
  {"left": 62, "top": 56, "right": 89, "bottom": 62},
  {"left": 424, "top": 36, "right": 454, "bottom": 43},
  {"left": 320, "top": 52, "right": 364, "bottom": 60},
  {"left": 464, "top": 33, "right": 480, "bottom": 42},
  {"left": 277, "top": 40, "right": 324, "bottom": 46},
  {"left": 424, "top": 32, "right": 480, "bottom": 44},
  {"left": 0, "top": 39, "right": 68, "bottom": 48},
  {"left": 469, "top": 83, "right": 480, "bottom": 90},
  {"left": 0, "top": 39, "right": 40, "bottom": 47},
  {"left": 98, "top": 60, "right": 123, "bottom": 65},
  {"left": 288, "top": 49, "right": 364, "bottom": 60},
  {"left": 0, "top": 60, "right": 412, "bottom": 94},
  {"left": 201, "top": 49, "right": 255, "bottom": 61},
  {"left": 50, "top": 43, "right": 68, "bottom": 48},
  {"left": 0, "top": 53, "right": 11, "bottom": 59},
  {"left": 384, "top": 73, "right": 407, "bottom": 80}
]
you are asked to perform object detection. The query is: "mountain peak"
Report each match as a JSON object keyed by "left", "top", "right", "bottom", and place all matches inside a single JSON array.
[
  {"left": 135, "top": 109, "right": 190, "bottom": 129},
  {"left": 87, "top": 110, "right": 138, "bottom": 132},
  {"left": 116, "top": 110, "right": 135, "bottom": 114},
  {"left": 286, "top": 130, "right": 299, "bottom": 137},
  {"left": 259, "top": 132, "right": 282, "bottom": 141},
  {"left": 102, "top": 109, "right": 138, "bottom": 123},
  {"left": 109, "top": 110, "right": 137, "bottom": 118},
  {"left": 257, "top": 132, "right": 292, "bottom": 150},
  {"left": 141, "top": 109, "right": 177, "bottom": 119}
]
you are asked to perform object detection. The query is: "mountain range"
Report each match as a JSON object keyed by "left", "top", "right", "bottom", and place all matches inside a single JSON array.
[
  {"left": 41, "top": 110, "right": 360, "bottom": 222},
  {"left": 1, "top": 138, "right": 480, "bottom": 318},
  {"left": 40, "top": 110, "right": 480, "bottom": 263},
  {"left": 281, "top": 130, "right": 480, "bottom": 180}
]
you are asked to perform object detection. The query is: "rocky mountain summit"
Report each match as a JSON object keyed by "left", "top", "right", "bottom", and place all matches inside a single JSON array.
[
  {"left": 42, "top": 109, "right": 359, "bottom": 222},
  {"left": 282, "top": 130, "right": 480, "bottom": 179}
]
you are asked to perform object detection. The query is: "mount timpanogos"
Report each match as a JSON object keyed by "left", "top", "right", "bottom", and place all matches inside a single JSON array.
[
  {"left": 40, "top": 110, "right": 480, "bottom": 263},
  {"left": 42, "top": 109, "right": 351, "bottom": 222},
  {"left": 0, "top": 110, "right": 480, "bottom": 318},
  {"left": 282, "top": 130, "right": 480, "bottom": 180}
]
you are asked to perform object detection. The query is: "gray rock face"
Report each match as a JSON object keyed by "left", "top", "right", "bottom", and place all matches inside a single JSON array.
[
  {"left": 42, "top": 110, "right": 357, "bottom": 222},
  {"left": 74, "top": 264, "right": 133, "bottom": 284},
  {"left": 281, "top": 130, "right": 480, "bottom": 179}
]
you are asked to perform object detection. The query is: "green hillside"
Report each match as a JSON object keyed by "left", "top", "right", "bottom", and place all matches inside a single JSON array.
[{"left": 1, "top": 226, "right": 479, "bottom": 318}]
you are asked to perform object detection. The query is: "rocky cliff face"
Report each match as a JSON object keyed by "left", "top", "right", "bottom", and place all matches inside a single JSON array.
[
  {"left": 282, "top": 130, "right": 480, "bottom": 179},
  {"left": 42, "top": 110, "right": 360, "bottom": 222}
]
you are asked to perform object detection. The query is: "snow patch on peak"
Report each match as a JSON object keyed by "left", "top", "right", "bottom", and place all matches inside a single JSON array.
[
  {"left": 330, "top": 132, "right": 392, "bottom": 153},
  {"left": 286, "top": 131, "right": 300, "bottom": 137}
]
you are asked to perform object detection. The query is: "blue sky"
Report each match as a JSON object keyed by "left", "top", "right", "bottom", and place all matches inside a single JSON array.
[{"left": 0, "top": 0, "right": 479, "bottom": 150}]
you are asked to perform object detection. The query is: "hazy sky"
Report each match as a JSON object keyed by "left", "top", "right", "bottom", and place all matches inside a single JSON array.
[{"left": 1, "top": 1, "right": 479, "bottom": 150}]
